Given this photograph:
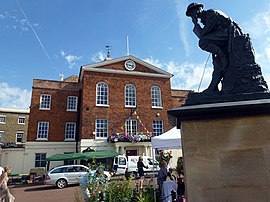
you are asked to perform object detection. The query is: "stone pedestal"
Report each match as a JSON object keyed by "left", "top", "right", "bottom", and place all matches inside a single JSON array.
[{"left": 168, "top": 99, "right": 270, "bottom": 202}]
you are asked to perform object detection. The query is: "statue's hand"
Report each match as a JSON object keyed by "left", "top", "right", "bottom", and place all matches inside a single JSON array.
[{"left": 192, "top": 16, "right": 198, "bottom": 24}]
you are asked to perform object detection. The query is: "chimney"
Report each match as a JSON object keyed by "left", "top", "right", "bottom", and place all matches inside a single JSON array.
[{"left": 105, "top": 45, "right": 111, "bottom": 60}]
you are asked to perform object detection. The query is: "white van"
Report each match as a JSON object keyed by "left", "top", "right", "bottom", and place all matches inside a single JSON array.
[{"left": 113, "top": 155, "right": 159, "bottom": 179}]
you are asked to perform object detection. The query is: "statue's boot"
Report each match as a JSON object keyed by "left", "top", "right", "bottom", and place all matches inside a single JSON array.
[{"left": 203, "top": 55, "right": 223, "bottom": 93}]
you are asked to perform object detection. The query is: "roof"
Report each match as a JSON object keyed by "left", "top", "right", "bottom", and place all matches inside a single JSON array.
[
  {"left": 79, "top": 55, "right": 173, "bottom": 82},
  {"left": 0, "top": 108, "right": 30, "bottom": 114},
  {"left": 63, "top": 75, "right": 79, "bottom": 82},
  {"left": 171, "top": 89, "right": 190, "bottom": 97}
]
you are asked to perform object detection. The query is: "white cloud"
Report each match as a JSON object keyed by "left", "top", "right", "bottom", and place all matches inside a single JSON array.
[
  {"left": 0, "top": 82, "right": 31, "bottom": 109},
  {"left": 18, "top": 18, "right": 29, "bottom": 31},
  {"left": 243, "top": 4, "right": 270, "bottom": 85},
  {"left": 60, "top": 50, "right": 82, "bottom": 68},
  {"left": 91, "top": 51, "right": 106, "bottom": 63},
  {"left": 143, "top": 57, "right": 163, "bottom": 68},
  {"left": 143, "top": 57, "right": 212, "bottom": 92},
  {"left": 166, "top": 61, "right": 212, "bottom": 92},
  {"left": 174, "top": 0, "right": 190, "bottom": 57},
  {"left": 0, "top": 10, "right": 39, "bottom": 33}
]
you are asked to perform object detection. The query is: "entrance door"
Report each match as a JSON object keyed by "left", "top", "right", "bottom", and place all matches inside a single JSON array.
[{"left": 126, "top": 150, "right": 137, "bottom": 156}]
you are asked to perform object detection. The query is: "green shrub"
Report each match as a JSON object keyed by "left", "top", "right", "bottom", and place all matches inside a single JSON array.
[{"left": 106, "top": 177, "right": 137, "bottom": 202}]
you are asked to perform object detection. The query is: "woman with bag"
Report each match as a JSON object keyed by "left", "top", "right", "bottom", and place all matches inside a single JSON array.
[{"left": 0, "top": 165, "right": 15, "bottom": 202}]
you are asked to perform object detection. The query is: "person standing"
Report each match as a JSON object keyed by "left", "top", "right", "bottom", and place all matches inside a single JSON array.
[
  {"left": 0, "top": 166, "right": 15, "bottom": 202},
  {"left": 177, "top": 175, "right": 185, "bottom": 201},
  {"left": 137, "top": 156, "right": 148, "bottom": 189},
  {"left": 157, "top": 161, "right": 168, "bottom": 195}
]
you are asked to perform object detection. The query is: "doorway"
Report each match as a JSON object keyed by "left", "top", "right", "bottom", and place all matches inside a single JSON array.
[{"left": 126, "top": 150, "right": 137, "bottom": 156}]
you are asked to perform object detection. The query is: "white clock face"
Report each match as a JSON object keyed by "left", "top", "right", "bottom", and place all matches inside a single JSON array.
[{"left": 124, "top": 60, "right": 136, "bottom": 71}]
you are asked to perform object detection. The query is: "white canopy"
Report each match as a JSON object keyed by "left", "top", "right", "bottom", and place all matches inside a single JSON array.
[{"left": 151, "top": 126, "right": 181, "bottom": 149}]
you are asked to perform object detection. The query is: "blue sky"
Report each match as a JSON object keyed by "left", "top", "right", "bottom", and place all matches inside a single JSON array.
[{"left": 1, "top": 0, "right": 270, "bottom": 109}]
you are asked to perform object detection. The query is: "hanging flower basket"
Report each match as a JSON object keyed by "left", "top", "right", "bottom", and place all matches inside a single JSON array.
[{"left": 107, "top": 133, "right": 151, "bottom": 143}]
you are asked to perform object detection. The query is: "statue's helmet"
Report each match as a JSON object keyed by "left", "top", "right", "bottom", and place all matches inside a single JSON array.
[{"left": 186, "top": 3, "right": 204, "bottom": 16}]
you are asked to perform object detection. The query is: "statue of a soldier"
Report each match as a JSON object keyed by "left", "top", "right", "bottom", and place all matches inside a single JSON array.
[{"left": 186, "top": 3, "right": 243, "bottom": 92}]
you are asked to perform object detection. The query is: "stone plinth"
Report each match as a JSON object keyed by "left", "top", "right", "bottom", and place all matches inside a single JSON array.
[{"left": 168, "top": 99, "right": 270, "bottom": 202}]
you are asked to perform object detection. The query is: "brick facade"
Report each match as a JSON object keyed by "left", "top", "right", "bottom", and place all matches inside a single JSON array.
[
  {"left": 27, "top": 55, "right": 188, "bottom": 149},
  {"left": 27, "top": 79, "right": 80, "bottom": 142},
  {"left": 80, "top": 70, "right": 173, "bottom": 139}
]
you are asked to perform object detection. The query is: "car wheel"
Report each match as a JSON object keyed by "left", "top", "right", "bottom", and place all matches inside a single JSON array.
[
  {"left": 130, "top": 172, "right": 137, "bottom": 180},
  {"left": 56, "top": 179, "right": 67, "bottom": 189}
]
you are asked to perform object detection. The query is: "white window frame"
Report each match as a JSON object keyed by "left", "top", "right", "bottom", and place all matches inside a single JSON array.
[
  {"left": 18, "top": 116, "right": 26, "bottom": 125},
  {"left": 151, "top": 86, "right": 163, "bottom": 108},
  {"left": 67, "top": 96, "right": 78, "bottom": 112},
  {"left": 35, "top": 153, "right": 46, "bottom": 167},
  {"left": 95, "top": 119, "right": 108, "bottom": 139},
  {"left": 152, "top": 120, "right": 164, "bottom": 136},
  {"left": 125, "top": 119, "right": 137, "bottom": 135},
  {"left": 96, "top": 82, "right": 109, "bottom": 106},
  {"left": 125, "top": 84, "right": 136, "bottom": 108},
  {"left": 0, "top": 115, "right": 6, "bottom": 124},
  {"left": 0, "top": 131, "right": 4, "bottom": 142},
  {"left": 37, "top": 121, "right": 49, "bottom": 140},
  {"left": 39, "top": 94, "right": 51, "bottom": 110},
  {"left": 16, "top": 131, "right": 24, "bottom": 143},
  {"left": 65, "top": 122, "right": 76, "bottom": 140}
]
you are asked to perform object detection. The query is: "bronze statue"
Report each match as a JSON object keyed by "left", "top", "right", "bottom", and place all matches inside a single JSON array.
[{"left": 186, "top": 3, "right": 268, "bottom": 95}]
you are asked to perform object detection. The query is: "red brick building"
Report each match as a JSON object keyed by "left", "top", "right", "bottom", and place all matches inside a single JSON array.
[{"left": 25, "top": 55, "right": 188, "bottom": 169}]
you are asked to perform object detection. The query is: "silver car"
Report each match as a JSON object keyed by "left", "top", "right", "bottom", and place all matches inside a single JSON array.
[{"left": 45, "top": 165, "right": 110, "bottom": 188}]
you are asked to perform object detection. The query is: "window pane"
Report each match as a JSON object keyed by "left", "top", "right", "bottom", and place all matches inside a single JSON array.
[
  {"left": 37, "top": 122, "right": 49, "bottom": 139},
  {"left": 0, "top": 131, "right": 4, "bottom": 142},
  {"left": 18, "top": 117, "right": 26, "bottom": 124},
  {"left": 125, "top": 84, "right": 136, "bottom": 107},
  {"left": 152, "top": 120, "right": 163, "bottom": 136},
  {"left": 65, "top": 122, "right": 76, "bottom": 140},
  {"left": 96, "top": 82, "right": 108, "bottom": 105},
  {"left": 40, "top": 94, "right": 51, "bottom": 109},
  {"left": 16, "top": 132, "right": 23, "bottom": 142},
  {"left": 67, "top": 96, "right": 78, "bottom": 111},
  {"left": 125, "top": 119, "right": 137, "bottom": 135},
  {"left": 35, "top": 153, "right": 46, "bottom": 167},
  {"left": 95, "top": 119, "right": 108, "bottom": 138},
  {"left": 151, "top": 86, "right": 162, "bottom": 107},
  {"left": 0, "top": 116, "right": 6, "bottom": 124}
]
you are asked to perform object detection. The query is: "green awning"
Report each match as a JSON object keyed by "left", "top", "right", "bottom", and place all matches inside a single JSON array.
[{"left": 46, "top": 150, "right": 118, "bottom": 161}]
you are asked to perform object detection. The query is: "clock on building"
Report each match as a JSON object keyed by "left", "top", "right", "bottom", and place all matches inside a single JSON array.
[{"left": 124, "top": 60, "right": 136, "bottom": 71}]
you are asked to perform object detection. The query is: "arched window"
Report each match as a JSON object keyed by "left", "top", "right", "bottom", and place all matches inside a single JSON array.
[
  {"left": 125, "top": 84, "right": 136, "bottom": 107},
  {"left": 96, "top": 82, "right": 108, "bottom": 106},
  {"left": 151, "top": 86, "right": 162, "bottom": 108}
]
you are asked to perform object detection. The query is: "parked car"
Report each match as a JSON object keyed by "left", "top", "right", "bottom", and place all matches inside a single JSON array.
[{"left": 45, "top": 165, "right": 111, "bottom": 188}]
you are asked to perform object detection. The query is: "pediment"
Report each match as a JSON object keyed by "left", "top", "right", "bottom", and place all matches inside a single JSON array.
[{"left": 80, "top": 55, "right": 173, "bottom": 79}]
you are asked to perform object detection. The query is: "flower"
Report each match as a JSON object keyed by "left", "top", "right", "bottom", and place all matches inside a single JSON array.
[
  {"left": 156, "top": 151, "right": 173, "bottom": 165},
  {"left": 107, "top": 133, "right": 151, "bottom": 143}
]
